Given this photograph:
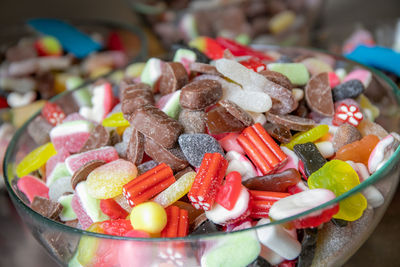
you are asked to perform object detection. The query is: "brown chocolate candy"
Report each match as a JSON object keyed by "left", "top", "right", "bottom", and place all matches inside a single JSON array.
[
  {"left": 265, "top": 112, "right": 315, "bottom": 131},
  {"left": 108, "top": 129, "right": 121, "bottom": 146},
  {"left": 79, "top": 124, "right": 110, "bottom": 153},
  {"left": 189, "top": 62, "right": 222, "bottom": 76},
  {"left": 180, "top": 79, "right": 222, "bottom": 110},
  {"left": 178, "top": 108, "right": 206, "bottom": 134},
  {"left": 144, "top": 137, "right": 189, "bottom": 172},
  {"left": 159, "top": 62, "right": 188, "bottom": 95},
  {"left": 263, "top": 122, "right": 292, "bottom": 144},
  {"left": 219, "top": 100, "right": 254, "bottom": 127},
  {"left": 205, "top": 105, "right": 246, "bottom": 135},
  {"left": 71, "top": 160, "right": 106, "bottom": 189},
  {"left": 131, "top": 105, "right": 183, "bottom": 149},
  {"left": 28, "top": 115, "right": 52, "bottom": 145},
  {"left": 260, "top": 70, "right": 293, "bottom": 90},
  {"left": 332, "top": 123, "right": 362, "bottom": 152},
  {"left": 127, "top": 128, "right": 145, "bottom": 165},
  {"left": 31, "top": 196, "right": 63, "bottom": 220},
  {"left": 305, "top": 72, "right": 334, "bottom": 117},
  {"left": 121, "top": 82, "right": 154, "bottom": 119},
  {"left": 261, "top": 78, "right": 297, "bottom": 115}
]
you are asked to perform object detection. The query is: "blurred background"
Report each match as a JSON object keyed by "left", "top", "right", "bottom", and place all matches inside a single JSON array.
[{"left": 0, "top": 0, "right": 399, "bottom": 266}]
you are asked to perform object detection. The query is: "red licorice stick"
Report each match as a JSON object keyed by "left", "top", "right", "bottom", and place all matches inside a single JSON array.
[
  {"left": 161, "top": 206, "right": 189, "bottom": 238},
  {"left": 215, "top": 37, "right": 274, "bottom": 61},
  {"left": 100, "top": 198, "right": 129, "bottom": 220},
  {"left": 250, "top": 190, "right": 290, "bottom": 218},
  {"left": 237, "top": 123, "right": 287, "bottom": 175},
  {"left": 122, "top": 163, "right": 175, "bottom": 207},
  {"left": 188, "top": 153, "right": 228, "bottom": 211}
]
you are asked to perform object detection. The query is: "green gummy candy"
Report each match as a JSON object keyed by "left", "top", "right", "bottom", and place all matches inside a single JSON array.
[
  {"left": 162, "top": 90, "right": 181, "bottom": 119},
  {"left": 68, "top": 251, "right": 83, "bottom": 267},
  {"left": 173, "top": 48, "right": 197, "bottom": 64},
  {"left": 58, "top": 194, "right": 77, "bottom": 221},
  {"left": 268, "top": 63, "right": 310, "bottom": 86},
  {"left": 46, "top": 162, "right": 70, "bottom": 186},
  {"left": 66, "top": 76, "right": 92, "bottom": 107},
  {"left": 201, "top": 230, "right": 261, "bottom": 267}
]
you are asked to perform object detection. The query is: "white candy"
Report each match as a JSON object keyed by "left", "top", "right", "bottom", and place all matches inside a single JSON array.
[
  {"left": 248, "top": 111, "right": 267, "bottom": 125},
  {"left": 206, "top": 187, "right": 249, "bottom": 225},
  {"left": 256, "top": 218, "right": 301, "bottom": 260},
  {"left": 75, "top": 181, "right": 108, "bottom": 223},
  {"left": 226, "top": 151, "right": 257, "bottom": 181},
  {"left": 261, "top": 246, "right": 285, "bottom": 265},
  {"left": 368, "top": 134, "right": 399, "bottom": 173},
  {"left": 140, "top": 57, "right": 164, "bottom": 87},
  {"left": 48, "top": 176, "right": 74, "bottom": 201},
  {"left": 7, "top": 91, "right": 36, "bottom": 108},
  {"left": 315, "top": 141, "right": 335, "bottom": 158}
]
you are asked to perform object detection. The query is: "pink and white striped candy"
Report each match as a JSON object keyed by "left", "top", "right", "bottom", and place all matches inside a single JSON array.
[
  {"left": 225, "top": 151, "right": 257, "bottom": 181},
  {"left": 17, "top": 175, "right": 49, "bottom": 203},
  {"left": 50, "top": 120, "right": 94, "bottom": 153},
  {"left": 277, "top": 147, "right": 299, "bottom": 172},
  {"left": 79, "top": 82, "right": 114, "bottom": 123},
  {"left": 45, "top": 148, "right": 70, "bottom": 178},
  {"left": 65, "top": 146, "right": 119, "bottom": 175},
  {"left": 368, "top": 134, "right": 400, "bottom": 174},
  {"left": 218, "top": 133, "right": 245, "bottom": 154},
  {"left": 343, "top": 69, "right": 372, "bottom": 88}
]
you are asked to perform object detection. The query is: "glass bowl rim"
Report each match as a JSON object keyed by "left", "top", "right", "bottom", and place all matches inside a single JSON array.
[{"left": 3, "top": 47, "right": 400, "bottom": 242}]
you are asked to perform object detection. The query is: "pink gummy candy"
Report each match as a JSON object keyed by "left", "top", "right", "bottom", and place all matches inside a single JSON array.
[
  {"left": 328, "top": 72, "right": 341, "bottom": 88},
  {"left": 50, "top": 120, "right": 93, "bottom": 153},
  {"left": 343, "top": 69, "right": 372, "bottom": 88},
  {"left": 65, "top": 146, "right": 119, "bottom": 174},
  {"left": 71, "top": 194, "right": 93, "bottom": 229},
  {"left": 277, "top": 147, "right": 299, "bottom": 173},
  {"left": 45, "top": 148, "right": 70, "bottom": 178},
  {"left": 17, "top": 175, "right": 49, "bottom": 203},
  {"left": 218, "top": 133, "right": 245, "bottom": 154}
]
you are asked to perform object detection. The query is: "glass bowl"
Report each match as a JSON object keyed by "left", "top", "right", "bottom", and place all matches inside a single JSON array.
[{"left": 3, "top": 46, "right": 400, "bottom": 267}]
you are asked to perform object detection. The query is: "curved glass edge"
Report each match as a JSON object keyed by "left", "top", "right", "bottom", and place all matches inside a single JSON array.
[{"left": 3, "top": 48, "right": 400, "bottom": 242}]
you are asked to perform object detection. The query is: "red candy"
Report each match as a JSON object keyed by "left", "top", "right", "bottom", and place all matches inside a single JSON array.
[
  {"left": 216, "top": 37, "right": 274, "bottom": 61},
  {"left": 216, "top": 171, "right": 242, "bottom": 210},
  {"left": 332, "top": 103, "right": 363, "bottom": 127},
  {"left": 41, "top": 102, "right": 66, "bottom": 126},
  {"left": 237, "top": 123, "right": 287, "bottom": 175},
  {"left": 100, "top": 198, "right": 129, "bottom": 220},
  {"left": 100, "top": 219, "right": 133, "bottom": 237},
  {"left": 239, "top": 57, "right": 266, "bottom": 72},
  {"left": 122, "top": 163, "right": 175, "bottom": 207},
  {"left": 250, "top": 190, "right": 290, "bottom": 218},
  {"left": 327, "top": 72, "right": 341, "bottom": 88},
  {"left": 17, "top": 175, "right": 49, "bottom": 203},
  {"left": 188, "top": 153, "right": 228, "bottom": 211},
  {"left": 161, "top": 206, "right": 189, "bottom": 238}
]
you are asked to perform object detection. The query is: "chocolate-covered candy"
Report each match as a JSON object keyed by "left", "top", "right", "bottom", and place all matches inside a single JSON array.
[
  {"left": 189, "top": 62, "right": 222, "bottom": 76},
  {"left": 332, "top": 79, "right": 365, "bottom": 101},
  {"left": 265, "top": 112, "right": 315, "bottom": 131},
  {"left": 159, "top": 62, "right": 188, "bottom": 95},
  {"left": 206, "top": 106, "right": 246, "bottom": 134},
  {"left": 121, "top": 82, "right": 154, "bottom": 119},
  {"left": 144, "top": 137, "right": 189, "bottom": 172},
  {"left": 260, "top": 69, "right": 293, "bottom": 90},
  {"left": 332, "top": 123, "right": 362, "bottom": 152},
  {"left": 178, "top": 108, "right": 206, "bottom": 134},
  {"left": 31, "top": 196, "right": 63, "bottom": 220},
  {"left": 294, "top": 142, "right": 327, "bottom": 177},
  {"left": 305, "top": 72, "right": 334, "bottom": 117},
  {"left": 219, "top": 100, "right": 254, "bottom": 127},
  {"left": 243, "top": 168, "right": 301, "bottom": 192},
  {"left": 263, "top": 122, "right": 292, "bottom": 144},
  {"left": 28, "top": 115, "right": 52, "bottom": 145},
  {"left": 131, "top": 105, "right": 183, "bottom": 149},
  {"left": 71, "top": 160, "right": 106, "bottom": 189},
  {"left": 108, "top": 129, "right": 121, "bottom": 146},
  {"left": 180, "top": 79, "right": 222, "bottom": 110},
  {"left": 127, "top": 128, "right": 145, "bottom": 165},
  {"left": 262, "top": 79, "right": 297, "bottom": 115},
  {"left": 79, "top": 124, "right": 110, "bottom": 153}
]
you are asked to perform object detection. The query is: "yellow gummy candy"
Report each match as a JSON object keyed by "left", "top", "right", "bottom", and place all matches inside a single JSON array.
[
  {"left": 16, "top": 142, "right": 57, "bottom": 177},
  {"left": 269, "top": 10, "right": 296, "bottom": 35},
  {"left": 153, "top": 171, "right": 196, "bottom": 207},
  {"left": 358, "top": 94, "right": 380, "bottom": 121},
  {"left": 130, "top": 202, "right": 167, "bottom": 235},
  {"left": 102, "top": 112, "right": 130, "bottom": 128},
  {"left": 284, "top": 125, "right": 330, "bottom": 150}
]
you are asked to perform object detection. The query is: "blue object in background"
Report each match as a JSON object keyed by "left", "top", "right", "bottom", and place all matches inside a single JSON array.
[
  {"left": 345, "top": 45, "right": 400, "bottom": 77},
  {"left": 27, "top": 18, "right": 102, "bottom": 58}
]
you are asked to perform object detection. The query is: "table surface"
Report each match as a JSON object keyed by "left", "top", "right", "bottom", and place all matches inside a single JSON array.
[{"left": 1, "top": 186, "right": 400, "bottom": 267}]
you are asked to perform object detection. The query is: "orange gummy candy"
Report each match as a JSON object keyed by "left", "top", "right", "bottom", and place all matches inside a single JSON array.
[{"left": 335, "top": 134, "right": 379, "bottom": 166}]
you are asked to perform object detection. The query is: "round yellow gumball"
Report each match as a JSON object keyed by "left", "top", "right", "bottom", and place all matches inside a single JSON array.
[{"left": 130, "top": 202, "right": 167, "bottom": 234}]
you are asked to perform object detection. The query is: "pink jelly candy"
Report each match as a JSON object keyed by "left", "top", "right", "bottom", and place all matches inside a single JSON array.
[
  {"left": 45, "top": 148, "right": 70, "bottom": 178},
  {"left": 65, "top": 146, "right": 119, "bottom": 174},
  {"left": 50, "top": 120, "right": 94, "bottom": 153},
  {"left": 17, "top": 175, "right": 49, "bottom": 203},
  {"left": 226, "top": 151, "right": 258, "bottom": 181},
  {"left": 218, "top": 132, "right": 245, "bottom": 154},
  {"left": 343, "top": 69, "right": 372, "bottom": 88},
  {"left": 328, "top": 71, "right": 341, "bottom": 88},
  {"left": 277, "top": 147, "right": 299, "bottom": 173}
]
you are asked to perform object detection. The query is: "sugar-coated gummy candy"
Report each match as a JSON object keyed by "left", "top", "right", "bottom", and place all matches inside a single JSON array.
[
  {"left": 308, "top": 160, "right": 367, "bottom": 221},
  {"left": 178, "top": 133, "right": 224, "bottom": 168},
  {"left": 17, "top": 175, "right": 49, "bottom": 203},
  {"left": 358, "top": 94, "right": 379, "bottom": 121},
  {"left": 79, "top": 82, "right": 114, "bottom": 123},
  {"left": 200, "top": 230, "right": 260, "bottom": 267},
  {"left": 102, "top": 112, "right": 130, "bottom": 127},
  {"left": 157, "top": 89, "right": 181, "bottom": 119},
  {"left": 46, "top": 162, "right": 70, "bottom": 187},
  {"left": 129, "top": 201, "right": 167, "bottom": 235},
  {"left": 153, "top": 171, "right": 196, "bottom": 207},
  {"left": 48, "top": 176, "right": 73, "bottom": 201},
  {"left": 140, "top": 57, "right": 164, "bottom": 88},
  {"left": 50, "top": 120, "right": 94, "bottom": 153},
  {"left": 71, "top": 160, "right": 106, "bottom": 190},
  {"left": 16, "top": 142, "right": 57, "bottom": 178},
  {"left": 58, "top": 194, "right": 77, "bottom": 221}
]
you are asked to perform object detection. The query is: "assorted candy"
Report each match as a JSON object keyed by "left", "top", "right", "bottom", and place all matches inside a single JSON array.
[{"left": 12, "top": 38, "right": 400, "bottom": 267}]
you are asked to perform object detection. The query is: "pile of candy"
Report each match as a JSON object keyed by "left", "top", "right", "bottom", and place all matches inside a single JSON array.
[{"left": 13, "top": 37, "right": 399, "bottom": 266}]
